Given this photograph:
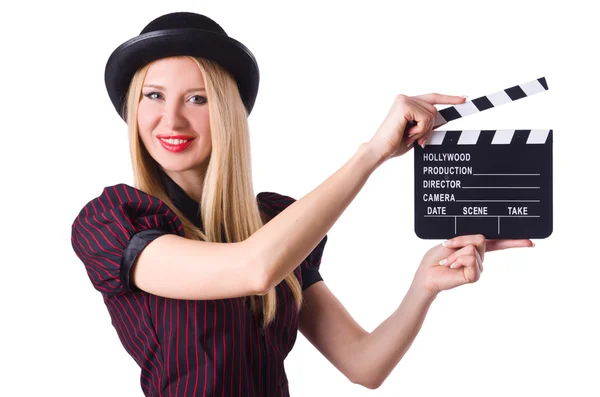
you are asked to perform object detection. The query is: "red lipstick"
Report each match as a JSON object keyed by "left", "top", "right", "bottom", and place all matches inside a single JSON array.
[
  {"left": 156, "top": 135, "right": 195, "bottom": 153},
  {"left": 156, "top": 134, "right": 195, "bottom": 140}
]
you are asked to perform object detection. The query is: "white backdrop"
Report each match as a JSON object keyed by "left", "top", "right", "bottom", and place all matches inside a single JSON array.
[{"left": 2, "top": 0, "right": 598, "bottom": 396}]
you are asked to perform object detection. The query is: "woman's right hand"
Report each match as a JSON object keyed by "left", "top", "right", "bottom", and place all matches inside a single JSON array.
[{"left": 368, "top": 93, "right": 467, "bottom": 162}]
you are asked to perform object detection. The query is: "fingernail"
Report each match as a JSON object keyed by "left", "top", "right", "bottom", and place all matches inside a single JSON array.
[
  {"left": 460, "top": 95, "right": 469, "bottom": 99},
  {"left": 407, "top": 141, "right": 414, "bottom": 148},
  {"left": 531, "top": 242, "right": 536, "bottom": 247},
  {"left": 439, "top": 258, "right": 447, "bottom": 266},
  {"left": 421, "top": 139, "right": 427, "bottom": 149},
  {"left": 450, "top": 263, "right": 457, "bottom": 269},
  {"left": 442, "top": 240, "right": 450, "bottom": 247}
]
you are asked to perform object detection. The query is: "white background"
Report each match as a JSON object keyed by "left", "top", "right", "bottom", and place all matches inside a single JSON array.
[{"left": 2, "top": 0, "right": 598, "bottom": 396}]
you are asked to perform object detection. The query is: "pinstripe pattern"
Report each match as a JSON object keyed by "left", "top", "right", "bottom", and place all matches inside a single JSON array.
[
  {"left": 71, "top": 183, "right": 327, "bottom": 396},
  {"left": 433, "top": 77, "right": 548, "bottom": 128}
]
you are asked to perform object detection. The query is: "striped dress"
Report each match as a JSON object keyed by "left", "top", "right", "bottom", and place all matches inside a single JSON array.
[{"left": 70, "top": 170, "right": 328, "bottom": 396}]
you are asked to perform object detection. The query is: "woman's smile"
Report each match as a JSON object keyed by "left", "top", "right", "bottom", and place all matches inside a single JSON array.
[{"left": 156, "top": 134, "right": 196, "bottom": 152}]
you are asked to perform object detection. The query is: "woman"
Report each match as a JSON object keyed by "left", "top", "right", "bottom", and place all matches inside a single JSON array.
[{"left": 70, "top": 11, "right": 534, "bottom": 396}]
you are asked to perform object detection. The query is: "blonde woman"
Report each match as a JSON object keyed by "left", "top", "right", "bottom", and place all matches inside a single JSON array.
[{"left": 70, "top": 11, "right": 533, "bottom": 397}]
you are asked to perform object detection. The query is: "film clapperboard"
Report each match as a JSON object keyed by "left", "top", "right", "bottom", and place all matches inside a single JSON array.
[{"left": 414, "top": 77, "right": 552, "bottom": 239}]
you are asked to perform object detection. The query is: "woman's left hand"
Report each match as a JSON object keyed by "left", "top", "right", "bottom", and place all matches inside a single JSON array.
[{"left": 412, "top": 234, "right": 534, "bottom": 298}]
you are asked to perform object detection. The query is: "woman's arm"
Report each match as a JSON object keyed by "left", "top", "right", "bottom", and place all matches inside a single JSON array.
[
  {"left": 299, "top": 235, "right": 533, "bottom": 389},
  {"left": 299, "top": 281, "right": 434, "bottom": 390},
  {"left": 133, "top": 142, "right": 385, "bottom": 300}
]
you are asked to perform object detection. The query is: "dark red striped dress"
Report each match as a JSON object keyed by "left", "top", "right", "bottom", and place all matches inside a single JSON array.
[{"left": 70, "top": 170, "right": 328, "bottom": 397}]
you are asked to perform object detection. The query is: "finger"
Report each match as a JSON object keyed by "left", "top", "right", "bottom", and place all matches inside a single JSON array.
[
  {"left": 438, "top": 244, "right": 479, "bottom": 268},
  {"left": 414, "top": 116, "right": 438, "bottom": 148},
  {"left": 447, "top": 255, "right": 479, "bottom": 271},
  {"left": 446, "top": 234, "right": 486, "bottom": 262},
  {"left": 405, "top": 116, "right": 439, "bottom": 150},
  {"left": 442, "top": 234, "right": 487, "bottom": 252},
  {"left": 452, "top": 248, "right": 484, "bottom": 272},
  {"left": 411, "top": 95, "right": 465, "bottom": 142},
  {"left": 475, "top": 249, "right": 483, "bottom": 273},
  {"left": 406, "top": 133, "right": 431, "bottom": 149},
  {"left": 405, "top": 132, "right": 424, "bottom": 148},
  {"left": 404, "top": 117, "right": 436, "bottom": 148},
  {"left": 410, "top": 97, "right": 439, "bottom": 119},
  {"left": 445, "top": 257, "right": 481, "bottom": 287},
  {"left": 461, "top": 257, "right": 481, "bottom": 284},
  {"left": 486, "top": 239, "right": 535, "bottom": 252},
  {"left": 406, "top": 117, "right": 435, "bottom": 139},
  {"left": 413, "top": 93, "right": 468, "bottom": 106},
  {"left": 406, "top": 101, "right": 436, "bottom": 136}
]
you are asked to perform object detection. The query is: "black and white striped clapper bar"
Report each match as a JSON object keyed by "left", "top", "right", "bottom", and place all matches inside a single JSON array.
[{"left": 414, "top": 77, "right": 552, "bottom": 239}]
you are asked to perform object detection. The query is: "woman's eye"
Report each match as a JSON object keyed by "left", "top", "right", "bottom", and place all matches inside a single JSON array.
[
  {"left": 142, "top": 92, "right": 206, "bottom": 104},
  {"left": 189, "top": 95, "right": 207, "bottom": 104},
  {"left": 144, "top": 92, "right": 162, "bottom": 100}
]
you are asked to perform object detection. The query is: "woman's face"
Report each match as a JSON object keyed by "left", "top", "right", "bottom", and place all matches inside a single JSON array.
[{"left": 137, "top": 57, "right": 212, "bottom": 173}]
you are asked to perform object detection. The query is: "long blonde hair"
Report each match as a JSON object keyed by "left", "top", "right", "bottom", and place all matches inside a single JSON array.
[{"left": 123, "top": 55, "right": 302, "bottom": 326}]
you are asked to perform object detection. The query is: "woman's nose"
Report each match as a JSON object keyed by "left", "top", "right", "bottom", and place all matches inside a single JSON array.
[{"left": 161, "top": 100, "right": 188, "bottom": 129}]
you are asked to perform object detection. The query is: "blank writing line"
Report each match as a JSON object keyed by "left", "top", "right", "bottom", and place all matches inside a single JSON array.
[
  {"left": 462, "top": 187, "right": 540, "bottom": 189},
  {"left": 456, "top": 199, "right": 540, "bottom": 202},
  {"left": 473, "top": 173, "right": 540, "bottom": 176}
]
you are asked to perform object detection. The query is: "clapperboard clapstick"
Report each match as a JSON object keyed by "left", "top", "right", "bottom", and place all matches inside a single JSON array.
[{"left": 414, "top": 78, "right": 552, "bottom": 239}]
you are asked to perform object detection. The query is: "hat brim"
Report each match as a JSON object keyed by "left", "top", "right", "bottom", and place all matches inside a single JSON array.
[{"left": 105, "top": 28, "right": 259, "bottom": 120}]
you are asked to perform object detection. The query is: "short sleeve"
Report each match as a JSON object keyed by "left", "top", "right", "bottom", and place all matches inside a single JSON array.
[
  {"left": 71, "top": 183, "right": 184, "bottom": 296},
  {"left": 257, "top": 191, "right": 328, "bottom": 291}
]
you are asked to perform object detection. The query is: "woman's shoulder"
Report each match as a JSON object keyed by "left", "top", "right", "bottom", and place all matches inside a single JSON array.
[
  {"left": 91, "top": 182, "right": 154, "bottom": 203},
  {"left": 73, "top": 182, "right": 176, "bottom": 223},
  {"left": 70, "top": 183, "right": 183, "bottom": 296},
  {"left": 81, "top": 183, "right": 162, "bottom": 205}
]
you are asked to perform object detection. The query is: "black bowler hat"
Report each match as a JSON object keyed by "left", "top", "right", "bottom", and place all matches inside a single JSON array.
[{"left": 104, "top": 11, "right": 260, "bottom": 121}]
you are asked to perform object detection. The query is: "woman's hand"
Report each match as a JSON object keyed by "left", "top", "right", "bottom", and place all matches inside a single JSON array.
[
  {"left": 368, "top": 93, "right": 467, "bottom": 162},
  {"left": 412, "top": 234, "right": 534, "bottom": 298}
]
